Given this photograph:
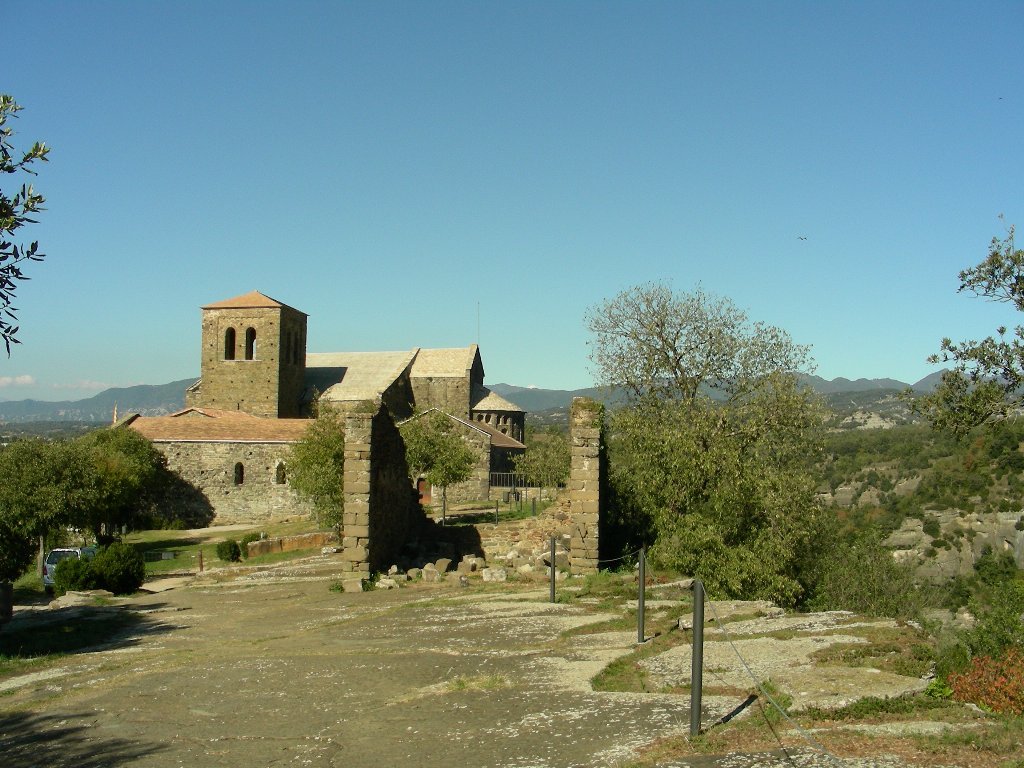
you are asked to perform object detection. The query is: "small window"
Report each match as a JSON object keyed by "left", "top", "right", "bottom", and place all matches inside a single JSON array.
[
  {"left": 224, "top": 328, "right": 236, "bottom": 360},
  {"left": 245, "top": 327, "right": 256, "bottom": 360},
  {"left": 234, "top": 462, "right": 244, "bottom": 485},
  {"left": 275, "top": 463, "right": 286, "bottom": 485}
]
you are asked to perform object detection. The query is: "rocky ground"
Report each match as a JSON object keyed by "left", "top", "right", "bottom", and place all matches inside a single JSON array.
[{"left": 0, "top": 555, "right": 1008, "bottom": 768}]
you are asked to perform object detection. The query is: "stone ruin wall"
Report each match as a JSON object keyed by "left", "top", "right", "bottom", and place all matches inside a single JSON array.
[
  {"left": 567, "top": 397, "right": 605, "bottom": 574},
  {"left": 340, "top": 401, "right": 426, "bottom": 582}
]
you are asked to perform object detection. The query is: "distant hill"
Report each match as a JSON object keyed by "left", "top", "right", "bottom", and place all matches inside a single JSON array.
[
  {"left": 492, "top": 373, "right": 942, "bottom": 427},
  {"left": 0, "top": 378, "right": 195, "bottom": 423},
  {"left": 0, "top": 372, "right": 944, "bottom": 426}
]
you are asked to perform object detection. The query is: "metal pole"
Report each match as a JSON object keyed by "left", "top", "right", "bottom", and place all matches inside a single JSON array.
[
  {"left": 549, "top": 536, "right": 556, "bottom": 603},
  {"left": 637, "top": 547, "right": 646, "bottom": 644},
  {"left": 690, "top": 579, "right": 704, "bottom": 736},
  {"left": 532, "top": 497, "right": 536, "bottom": 516},
  {"left": 495, "top": 500, "right": 499, "bottom": 524}
]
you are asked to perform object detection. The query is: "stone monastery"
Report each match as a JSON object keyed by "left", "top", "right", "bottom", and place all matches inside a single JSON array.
[{"left": 126, "top": 291, "right": 526, "bottom": 524}]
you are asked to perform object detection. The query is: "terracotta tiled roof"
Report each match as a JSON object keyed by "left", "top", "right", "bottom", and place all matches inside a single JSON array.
[
  {"left": 471, "top": 386, "right": 523, "bottom": 413},
  {"left": 202, "top": 291, "right": 305, "bottom": 314},
  {"left": 126, "top": 408, "right": 311, "bottom": 443},
  {"left": 306, "top": 350, "right": 418, "bottom": 402},
  {"left": 410, "top": 345, "right": 479, "bottom": 378}
]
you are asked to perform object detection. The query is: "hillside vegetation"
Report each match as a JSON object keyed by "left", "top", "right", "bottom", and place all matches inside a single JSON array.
[{"left": 820, "top": 420, "right": 1024, "bottom": 533}]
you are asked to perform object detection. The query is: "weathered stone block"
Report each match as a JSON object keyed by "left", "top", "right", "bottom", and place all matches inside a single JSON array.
[{"left": 342, "top": 578, "right": 364, "bottom": 593}]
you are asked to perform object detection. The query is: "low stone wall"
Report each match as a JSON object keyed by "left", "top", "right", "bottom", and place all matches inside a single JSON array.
[{"left": 246, "top": 531, "right": 339, "bottom": 558}]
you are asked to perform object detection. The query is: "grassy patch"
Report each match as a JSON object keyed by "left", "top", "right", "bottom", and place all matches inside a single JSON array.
[
  {"left": 921, "top": 714, "right": 1024, "bottom": 765},
  {"left": 801, "top": 692, "right": 955, "bottom": 721},
  {"left": 445, "top": 674, "right": 510, "bottom": 692},
  {"left": 125, "top": 520, "right": 322, "bottom": 577},
  {"left": 590, "top": 623, "right": 691, "bottom": 693},
  {"left": 809, "top": 626, "right": 935, "bottom": 678}
]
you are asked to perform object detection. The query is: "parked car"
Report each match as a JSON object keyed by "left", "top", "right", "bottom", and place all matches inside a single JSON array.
[{"left": 42, "top": 547, "right": 97, "bottom": 593}]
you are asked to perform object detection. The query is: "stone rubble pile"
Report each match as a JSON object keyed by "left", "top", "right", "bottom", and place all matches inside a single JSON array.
[{"left": 364, "top": 533, "right": 573, "bottom": 591}]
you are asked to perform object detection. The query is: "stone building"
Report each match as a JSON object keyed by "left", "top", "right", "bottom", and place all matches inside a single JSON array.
[{"left": 127, "top": 291, "right": 525, "bottom": 523}]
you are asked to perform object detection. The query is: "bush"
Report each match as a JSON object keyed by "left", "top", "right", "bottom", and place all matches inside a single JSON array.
[
  {"left": 92, "top": 543, "right": 145, "bottom": 595},
  {"left": 807, "top": 534, "right": 930, "bottom": 619},
  {"left": 53, "top": 543, "right": 145, "bottom": 596},
  {"left": 216, "top": 540, "right": 241, "bottom": 563},
  {"left": 949, "top": 647, "right": 1024, "bottom": 715},
  {"left": 238, "top": 533, "right": 262, "bottom": 559},
  {"left": 54, "top": 556, "right": 100, "bottom": 595}
]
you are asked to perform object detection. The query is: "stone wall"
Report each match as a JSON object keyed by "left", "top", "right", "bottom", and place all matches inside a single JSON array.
[
  {"left": 442, "top": 420, "right": 491, "bottom": 504},
  {"left": 340, "top": 401, "right": 426, "bottom": 580},
  {"left": 410, "top": 376, "right": 472, "bottom": 419},
  {"left": 567, "top": 397, "right": 605, "bottom": 574},
  {"left": 155, "top": 440, "right": 312, "bottom": 524},
  {"left": 247, "top": 531, "right": 338, "bottom": 558}
]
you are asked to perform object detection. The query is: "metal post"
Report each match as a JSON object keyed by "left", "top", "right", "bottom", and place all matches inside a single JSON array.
[
  {"left": 549, "top": 536, "right": 556, "bottom": 603},
  {"left": 690, "top": 579, "right": 704, "bottom": 736},
  {"left": 637, "top": 547, "right": 646, "bottom": 644},
  {"left": 495, "top": 500, "right": 499, "bottom": 524},
  {"left": 532, "top": 497, "right": 536, "bottom": 516}
]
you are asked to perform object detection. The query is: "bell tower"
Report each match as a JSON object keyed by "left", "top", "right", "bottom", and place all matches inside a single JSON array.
[{"left": 187, "top": 291, "right": 307, "bottom": 418}]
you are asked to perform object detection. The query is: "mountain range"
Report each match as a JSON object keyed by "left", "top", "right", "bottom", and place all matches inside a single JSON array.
[{"left": 0, "top": 372, "right": 945, "bottom": 425}]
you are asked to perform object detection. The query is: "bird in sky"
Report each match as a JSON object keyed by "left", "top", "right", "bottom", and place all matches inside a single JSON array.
[{"left": 798, "top": 236, "right": 808, "bottom": 240}]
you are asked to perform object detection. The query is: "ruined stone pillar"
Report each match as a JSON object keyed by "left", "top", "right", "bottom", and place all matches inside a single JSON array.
[
  {"left": 569, "top": 397, "right": 604, "bottom": 574},
  {"left": 340, "top": 401, "right": 375, "bottom": 585}
]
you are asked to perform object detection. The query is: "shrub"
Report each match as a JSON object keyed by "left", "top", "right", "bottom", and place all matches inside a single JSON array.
[
  {"left": 216, "top": 540, "right": 241, "bottom": 563},
  {"left": 965, "top": 579, "right": 1024, "bottom": 659},
  {"left": 949, "top": 648, "right": 1024, "bottom": 715},
  {"left": 91, "top": 543, "right": 145, "bottom": 595},
  {"left": 54, "top": 556, "right": 99, "bottom": 595},
  {"left": 238, "top": 533, "right": 262, "bottom": 559},
  {"left": 55, "top": 544, "right": 145, "bottom": 596},
  {"left": 807, "top": 534, "right": 929, "bottom": 619}
]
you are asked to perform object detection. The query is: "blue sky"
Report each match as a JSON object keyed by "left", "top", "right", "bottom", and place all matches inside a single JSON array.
[{"left": 2, "top": 1, "right": 1022, "bottom": 402}]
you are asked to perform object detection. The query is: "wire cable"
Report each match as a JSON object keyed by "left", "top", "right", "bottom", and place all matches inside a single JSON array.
[{"left": 702, "top": 593, "right": 848, "bottom": 767}]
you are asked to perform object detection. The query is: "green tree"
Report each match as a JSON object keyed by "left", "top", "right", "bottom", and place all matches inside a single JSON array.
[
  {"left": 72, "top": 427, "right": 166, "bottom": 543},
  {"left": 587, "top": 284, "right": 826, "bottom": 606},
  {"left": 915, "top": 225, "right": 1024, "bottom": 438},
  {"left": 0, "top": 439, "right": 89, "bottom": 613},
  {"left": 1, "top": 94, "right": 50, "bottom": 354},
  {"left": 289, "top": 402, "right": 346, "bottom": 532},
  {"left": 513, "top": 426, "right": 571, "bottom": 490},
  {"left": 400, "top": 410, "right": 476, "bottom": 521}
]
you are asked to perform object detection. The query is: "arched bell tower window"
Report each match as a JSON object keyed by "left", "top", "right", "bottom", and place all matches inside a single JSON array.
[
  {"left": 224, "top": 328, "right": 236, "bottom": 360},
  {"left": 245, "top": 327, "right": 256, "bottom": 360},
  {"left": 233, "top": 462, "right": 244, "bottom": 485}
]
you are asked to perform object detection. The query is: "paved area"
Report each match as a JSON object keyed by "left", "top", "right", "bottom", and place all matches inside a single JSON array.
[{"left": 0, "top": 560, "right": 954, "bottom": 768}]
